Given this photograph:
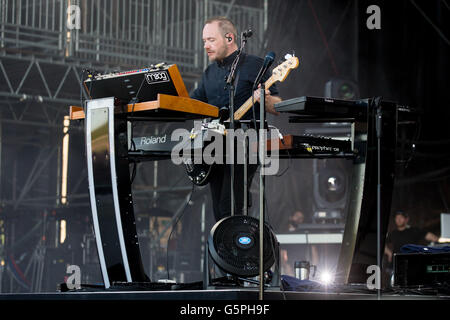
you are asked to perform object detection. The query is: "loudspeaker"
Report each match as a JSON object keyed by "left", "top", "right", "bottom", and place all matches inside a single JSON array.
[
  {"left": 307, "top": 125, "right": 353, "bottom": 224},
  {"left": 312, "top": 159, "right": 350, "bottom": 223}
]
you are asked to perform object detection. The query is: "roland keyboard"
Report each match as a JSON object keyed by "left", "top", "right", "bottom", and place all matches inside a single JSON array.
[
  {"left": 261, "top": 134, "right": 356, "bottom": 159},
  {"left": 128, "top": 134, "right": 176, "bottom": 161},
  {"left": 274, "top": 96, "right": 368, "bottom": 121}
]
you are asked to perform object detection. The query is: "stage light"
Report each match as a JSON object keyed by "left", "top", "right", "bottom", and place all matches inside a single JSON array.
[
  {"left": 60, "top": 219, "right": 67, "bottom": 244},
  {"left": 327, "top": 176, "right": 338, "bottom": 191},
  {"left": 61, "top": 116, "right": 70, "bottom": 205},
  {"left": 324, "top": 78, "right": 359, "bottom": 100}
]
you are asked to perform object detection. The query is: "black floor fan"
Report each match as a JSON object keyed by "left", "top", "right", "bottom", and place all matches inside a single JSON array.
[{"left": 203, "top": 215, "right": 280, "bottom": 289}]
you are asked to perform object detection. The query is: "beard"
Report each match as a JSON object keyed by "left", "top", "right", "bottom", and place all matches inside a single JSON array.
[{"left": 207, "top": 44, "right": 228, "bottom": 62}]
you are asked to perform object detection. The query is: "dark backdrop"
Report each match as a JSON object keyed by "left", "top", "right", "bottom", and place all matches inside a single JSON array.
[{"left": 262, "top": 0, "right": 450, "bottom": 235}]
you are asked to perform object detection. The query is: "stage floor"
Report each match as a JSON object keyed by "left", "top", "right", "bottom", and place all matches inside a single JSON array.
[{"left": 1, "top": 287, "right": 449, "bottom": 301}]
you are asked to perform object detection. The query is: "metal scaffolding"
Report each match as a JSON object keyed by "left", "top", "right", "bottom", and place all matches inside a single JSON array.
[
  {"left": 1, "top": 0, "right": 266, "bottom": 83},
  {"left": 0, "top": 0, "right": 266, "bottom": 208},
  {"left": 0, "top": 0, "right": 267, "bottom": 292}
]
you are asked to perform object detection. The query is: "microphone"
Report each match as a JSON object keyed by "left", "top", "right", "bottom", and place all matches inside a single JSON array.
[
  {"left": 242, "top": 29, "right": 253, "bottom": 38},
  {"left": 253, "top": 51, "right": 276, "bottom": 88},
  {"left": 218, "top": 106, "right": 230, "bottom": 122}
]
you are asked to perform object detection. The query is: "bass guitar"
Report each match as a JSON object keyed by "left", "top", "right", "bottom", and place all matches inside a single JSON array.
[{"left": 185, "top": 55, "right": 300, "bottom": 186}]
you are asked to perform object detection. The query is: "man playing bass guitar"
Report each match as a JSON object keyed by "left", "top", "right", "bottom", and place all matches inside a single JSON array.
[{"left": 191, "top": 16, "right": 282, "bottom": 222}]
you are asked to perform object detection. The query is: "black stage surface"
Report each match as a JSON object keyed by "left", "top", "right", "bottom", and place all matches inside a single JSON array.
[
  {"left": 1, "top": 286, "right": 449, "bottom": 318},
  {"left": 1, "top": 287, "right": 449, "bottom": 301}
]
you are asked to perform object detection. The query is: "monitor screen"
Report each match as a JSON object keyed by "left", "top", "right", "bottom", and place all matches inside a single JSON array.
[{"left": 441, "top": 213, "right": 450, "bottom": 239}]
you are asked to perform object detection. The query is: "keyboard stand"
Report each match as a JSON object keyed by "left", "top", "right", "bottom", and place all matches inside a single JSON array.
[
  {"left": 74, "top": 95, "right": 218, "bottom": 288},
  {"left": 275, "top": 97, "right": 399, "bottom": 284}
]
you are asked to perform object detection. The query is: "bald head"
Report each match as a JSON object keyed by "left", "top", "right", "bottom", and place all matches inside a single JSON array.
[
  {"left": 202, "top": 17, "right": 238, "bottom": 62},
  {"left": 205, "top": 16, "right": 238, "bottom": 43}
]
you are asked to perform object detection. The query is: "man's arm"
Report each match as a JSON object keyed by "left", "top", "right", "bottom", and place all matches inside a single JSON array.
[
  {"left": 190, "top": 72, "right": 208, "bottom": 103},
  {"left": 384, "top": 245, "right": 393, "bottom": 263},
  {"left": 385, "top": 232, "right": 393, "bottom": 262},
  {"left": 265, "top": 94, "right": 282, "bottom": 115},
  {"left": 253, "top": 86, "right": 281, "bottom": 115},
  {"left": 425, "top": 232, "right": 439, "bottom": 243}
]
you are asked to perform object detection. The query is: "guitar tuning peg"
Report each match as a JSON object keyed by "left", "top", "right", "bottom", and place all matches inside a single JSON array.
[{"left": 284, "top": 50, "right": 296, "bottom": 60}]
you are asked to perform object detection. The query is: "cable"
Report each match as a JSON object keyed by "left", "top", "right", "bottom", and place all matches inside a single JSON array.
[
  {"left": 128, "top": 73, "right": 150, "bottom": 153},
  {"left": 307, "top": 0, "right": 340, "bottom": 75},
  {"left": 443, "top": 0, "right": 450, "bottom": 11},
  {"left": 410, "top": 0, "right": 450, "bottom": 46},
  {"left": 79, "top": 69, "right": 86, "bottom": 114},
  {"left": 275, "top": 152, "right": 292, "bottom": 178},
  {"left": 401, "top": 115, "right": 422, "bottom": 170},
  {"left": 251, "top": 86, "right": 258, "bottom": 134},
  {"left": 6, "top": 264, "right": 30, "bottom": 290},
  {"left": 7, "top": 254, "right": 30, "bottom": 288},
  {"left": 4, "top": 221, "right": 42, "bottom": 251},
  {"left": 128, "top": 137, "right": 138, "bottom": 184},
  {"left": 269, "top": 228, "right": 287, "bottom": 300},
  {"left": 262, "top": 124, "right": 292, "bottom": 178},
  {"left": 262, "top": 189, "right": 287, "bottom": 300},
  {"left": 130, "top": 159, "right": 138, "bottom": 184},
  {"left": 80, "top": 69, "right": 95, "bottom": 115},
  {"left": 166, "top": 182, "right": 195, "bottom": 281},
  {"left": 273, "top": 138, "right": 292, "bottom": 178}
]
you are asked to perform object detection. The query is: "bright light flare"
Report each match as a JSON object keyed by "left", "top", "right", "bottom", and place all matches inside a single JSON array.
[{"left": 319, "top": 271, "right": 334, "bottom": 285}]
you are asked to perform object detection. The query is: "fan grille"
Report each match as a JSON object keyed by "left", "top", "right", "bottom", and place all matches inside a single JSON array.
[{"left": 208, "top": 215, "right": 278, "bottom": 277}]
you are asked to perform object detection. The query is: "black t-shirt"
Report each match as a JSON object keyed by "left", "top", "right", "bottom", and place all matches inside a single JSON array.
[
  {"left": 191, "top": 50, "right": 279, "bottom": 120},
  {"left": 386, "top": 227, "right": 427, "bottom": 253}
]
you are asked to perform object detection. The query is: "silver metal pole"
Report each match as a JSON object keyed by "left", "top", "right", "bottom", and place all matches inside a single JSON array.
[
  {"left": 0, "top": 116, "right": 2, "bottom": 197},
  {"left": 1, "top": 0, "right": 6, "bottom": 48},
  {"left": 153, "top": 126, "right": 159, "bottom": 204},
  {"left": 200, "top": 197, "right": 206, "bottom": 272},
  {"left": 258, "top": 84, "right": 265, "bottom": 300},
  {"left": 243, "top": 136, "right": 248, "bottom": 215}
]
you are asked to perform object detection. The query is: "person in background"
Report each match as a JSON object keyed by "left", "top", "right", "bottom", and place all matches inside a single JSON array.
[
  {"left": 280, "top": 210, "right": 319, "bottom": 276},
  {"left": 384, "top": 210, "right": 439, "bottom": 264},
  {"left": 287, "top": 210, "right": 306, "bottom": 232}
]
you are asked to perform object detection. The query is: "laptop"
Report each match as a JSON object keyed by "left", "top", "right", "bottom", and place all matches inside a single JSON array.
[{"left": 441, "top": 213, "right": 450, "bottom": 240}]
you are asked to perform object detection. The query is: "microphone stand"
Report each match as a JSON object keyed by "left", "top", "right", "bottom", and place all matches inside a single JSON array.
[
  {"left": 258, "top": 82, "right": 266, "bottom": 300},
  {"left": 374, "top": 97, "right": 383, "bottom": 300},
  {"left": 225, "top": 34, "right": 249, "bottom": 216},
  {"left": 252, "top": 51, "right": 275, "bottom": 300}
]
